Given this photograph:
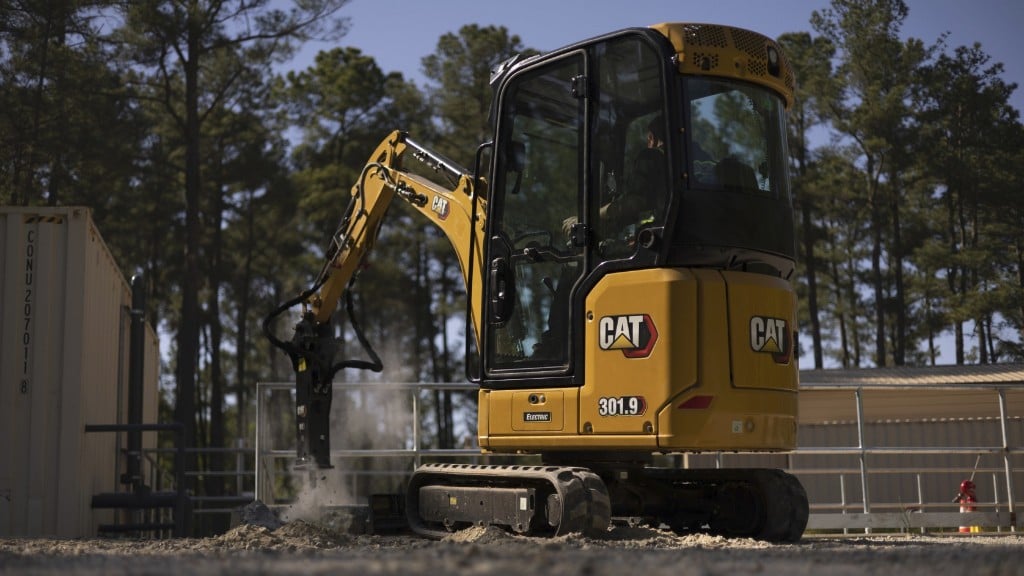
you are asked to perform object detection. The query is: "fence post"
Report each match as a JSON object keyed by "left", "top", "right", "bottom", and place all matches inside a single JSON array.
[
  {"left": 840, "top": 474, "right": 848, "bottom": 535},
  {"left": 412, "top": 391, "right": 421, "bottom": 468},
  {"left": 173, "top": 422, "right": 188, "bottom": 537},
  {"left": 993, "top": 472, "right": 1001, "bottom": 533},
  {"left": 997, "top": 388, "right": 1016, "bottom": 532},
  {"left": 235, "top": 438, "right": 245, "bottom": 496},
  {"left": 255, "top": 383, "right": 264, "bottom": 503},
  {"left": 916, "top": 473, "right": 925, "bottom": 534},
  {"left": 855, "top": 387, "right": 871, "bottom": 533}
]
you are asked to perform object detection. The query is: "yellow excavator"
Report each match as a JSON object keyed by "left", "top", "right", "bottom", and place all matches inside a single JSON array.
[{"left": 264, "top": 22, "right": 808, "bottom": 542}]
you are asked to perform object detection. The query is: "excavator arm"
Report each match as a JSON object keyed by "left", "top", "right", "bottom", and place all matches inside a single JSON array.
[{"left": 263, "top": 130, "right": 486, "bottom": 469}]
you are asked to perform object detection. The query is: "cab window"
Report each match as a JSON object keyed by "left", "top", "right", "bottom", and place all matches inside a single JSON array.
[
  {"left": 686, "top": 77, "right": 789, "bottom": 197},
  {"left": 590, "top": 36, "right": 670, "bottom": 261},
  {"left": 485, "top": 54, "right": 585, "bottom": 373}
]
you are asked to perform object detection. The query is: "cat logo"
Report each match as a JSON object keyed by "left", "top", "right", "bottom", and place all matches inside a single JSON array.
[
  {"left": 430, "top": 195, "right": 450, "bottom": 220},
  {"left": 750, "top": 316, "right": 791, "bottom": 364},
  {"left": 598, "top": 314, "right": 658, "bottom": 358}
]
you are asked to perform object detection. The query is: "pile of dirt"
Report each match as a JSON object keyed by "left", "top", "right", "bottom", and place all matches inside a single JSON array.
[
  {"left": 441, "top": 524, "right": 515, "bottom": 544},
  {"left": 2, "top": 514, "right": 1022, "bottom": 576},
  {"left": 436, "top": 522, "right": 776, "bottom": 550},
  {"left": 199, "top": 521, "right": 352, "bottom": 552},
  {"left": 581, "top": 525, "right": 774, "bottom": 550},
  {"left": 236, "top": 500, "right": 283, "bottom": 531}
]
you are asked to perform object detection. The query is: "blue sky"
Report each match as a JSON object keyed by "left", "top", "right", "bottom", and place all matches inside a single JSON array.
[{"left": 288, "top": 0, "right": 1024, "bottom": 113}]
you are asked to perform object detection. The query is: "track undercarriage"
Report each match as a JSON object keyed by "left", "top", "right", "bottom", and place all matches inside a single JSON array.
[
  {"left": 406, "top": 463, "right": 612, "bottom": 539},
  {"left": 406, "top": 457, "right": 809, "bottom": 543}
]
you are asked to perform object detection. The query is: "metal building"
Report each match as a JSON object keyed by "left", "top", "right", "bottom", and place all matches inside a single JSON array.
[
  {"left": 0, "top": 207, "right": 160, "bottom": 537},
  {"left": 667, "top": 365, "right": 1023, "bottom": 530},
  {"left": 796, "top": 365, "right": 1023, "bottom": 529}
]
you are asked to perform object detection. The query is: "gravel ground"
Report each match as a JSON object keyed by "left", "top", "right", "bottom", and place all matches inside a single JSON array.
[{"left": 2, "top": 521, "right": 1023, "bottom": 576}]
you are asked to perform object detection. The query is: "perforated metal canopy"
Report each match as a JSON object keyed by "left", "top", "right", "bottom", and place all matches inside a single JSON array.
[{"left": 799, "top": 364, "right": 1024, "bottom": 388}]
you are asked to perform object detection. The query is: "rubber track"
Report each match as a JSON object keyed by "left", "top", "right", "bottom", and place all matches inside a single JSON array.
[{"left": 406, "top": 463, "right": 611, "bottom": 539}]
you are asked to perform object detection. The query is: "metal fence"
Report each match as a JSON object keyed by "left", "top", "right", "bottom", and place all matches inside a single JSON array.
[
  {"left": 793, "top": 379, "right": 1021, "bottom": 533},
  {"left": 255, "top": 381, "right": 493, "bottom": 506},
  {"left": 255, "top": 376, "right": 1023, "bottom": 533}
]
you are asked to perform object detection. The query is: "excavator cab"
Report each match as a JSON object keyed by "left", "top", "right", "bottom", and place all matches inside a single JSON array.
[
  {"left": 447, "top": 24, "right": 807, "bottom": 541},
  {"left": 479, "top": 24, "right": 795, "bottom": 397}
]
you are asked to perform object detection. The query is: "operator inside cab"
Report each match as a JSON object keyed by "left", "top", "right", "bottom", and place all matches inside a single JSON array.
[{"left": 595, "top": 115, "right": 668, "bottom": 257}]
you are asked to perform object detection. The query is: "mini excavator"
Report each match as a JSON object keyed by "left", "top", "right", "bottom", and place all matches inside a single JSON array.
[{"left": 265, "top": 22, "right": 808, "bottom": 542}]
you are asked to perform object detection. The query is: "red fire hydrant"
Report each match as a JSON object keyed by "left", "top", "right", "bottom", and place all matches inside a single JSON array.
[{"left": 955, "top": 479, "right": 979, "bottom": 533}]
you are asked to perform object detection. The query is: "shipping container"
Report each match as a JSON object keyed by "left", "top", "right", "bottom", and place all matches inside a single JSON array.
[{"left": 0, "top": 206, "right": 159, "bottom": 538}]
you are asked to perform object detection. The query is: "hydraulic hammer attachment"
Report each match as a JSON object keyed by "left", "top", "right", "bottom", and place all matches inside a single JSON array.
[
  {"left": 290, "top": 311, "right": 337, "bottom": 470},
  {"left": 264, "top": 290, "right": 382, "bottom": 471}
]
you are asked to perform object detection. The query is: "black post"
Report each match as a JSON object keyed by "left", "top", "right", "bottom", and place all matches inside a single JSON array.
[
  {"left": 85, "top": 423, "right": 190, "bottom": 537},
  {"left": 126, "top": 275, "right": 146, "bottom": 492},
  {"left": 173, "top": 423, "right": 189, "bottom": 537}
]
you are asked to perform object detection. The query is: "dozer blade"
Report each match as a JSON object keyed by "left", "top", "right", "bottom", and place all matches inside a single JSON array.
[
  {"left": 637, "top": 467, "right": 809, "bottom": 543},
  {"left": 406, "top": 463, "right": 611, "bottom": 539}
]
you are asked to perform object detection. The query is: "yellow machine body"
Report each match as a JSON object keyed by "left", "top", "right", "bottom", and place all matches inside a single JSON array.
[{"left": 480, "top": 268, "right": 798, "bottom": 452}]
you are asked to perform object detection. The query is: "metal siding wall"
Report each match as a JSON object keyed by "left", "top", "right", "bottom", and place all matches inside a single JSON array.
[
  {"left": 0, "top": 207, "right": 151, "bottom": 538},
  {"left": 870, "top": 418, "right": 1021, "bottom": 511},
  {"left": 794, "top": 422, "right": 860, "bottom": 506},
  {"left": 76, "top": 216, "right": 129, "bottom": 536},
  {"left": 793, "top": 417, "right": 1023, "bottom": 513},
  {"left": 59, "top": 210, "right": 89, "bottom": 538},
  {"left": 25, "top": 212, "right": 68, "bottom": 536},
  {"left": 646, "top": 386, "right": 1024, "bottom": 518},
  {"left": 0, "top": 212, "right": 16, "bottom": 535},
  {"left": 801, "top": 388, "right": 1024, "bottom": 423}
]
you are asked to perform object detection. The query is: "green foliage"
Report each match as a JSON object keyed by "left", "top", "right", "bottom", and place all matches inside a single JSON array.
[
  {"left": 421, "top": 24, "right": 537, "bottom": 167},
  {"left": 0, "top": 1, "right": 136, "bottom": 207},
  {"left": 792, "top": 0, "right": 1024, "bottom": 366}
]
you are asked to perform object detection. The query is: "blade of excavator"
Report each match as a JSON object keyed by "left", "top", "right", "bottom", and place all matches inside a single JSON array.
[{"left": 639, "top": 467, "right": 809, "bottom": 543}]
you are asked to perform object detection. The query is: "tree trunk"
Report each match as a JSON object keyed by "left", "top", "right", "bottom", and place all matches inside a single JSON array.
[
  {"left": 174, "top": 5, "right": 202, "bottom": 503},
  {"left": 801, "top": 202, "right": 824, "bottom": 368},
  {"left": 793, "top": 123, "right": 823, "bottom": 368},
  {"left": 890, "top": 181, "right": 906, "bottom": 365},
  {"left": 235, "top": 190, "right": 256, "bottom": 439},
  {"left": 846, "top": 252, "right": 863, "bottom": 368},
  {"left": 205, "top": 144, "right": 227, "bottom": 531},
  {"left": 46, "top": 4, "right": 69, "bottom": 206},
  {"left": 868, "top": 208, "right": 884, "bottom": 364},
  {"left": 1018, "top": 239, "right": 1024, "bottom": 352}
]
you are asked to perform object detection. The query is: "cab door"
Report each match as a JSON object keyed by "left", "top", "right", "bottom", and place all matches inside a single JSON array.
[{"left": 484, "top": 52, "right": 586, "bottom": 379}]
